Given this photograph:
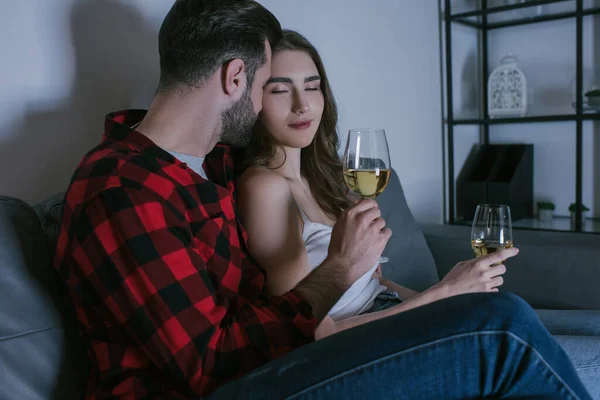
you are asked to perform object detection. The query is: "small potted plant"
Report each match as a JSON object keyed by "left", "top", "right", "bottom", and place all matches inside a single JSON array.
[
  {"left": 537, "top": 201, "right": 555, "bottom": 222},
  {"left": 585, "top": 89, "right": 600, "bottom": 108},
  {"left": 568, "top": 203, "right": 590, "bottom": 229}
]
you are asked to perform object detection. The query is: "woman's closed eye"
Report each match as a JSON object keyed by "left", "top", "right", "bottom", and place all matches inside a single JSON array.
[{"left": 269, "top": 84, "right": 290, "bottom": 94}]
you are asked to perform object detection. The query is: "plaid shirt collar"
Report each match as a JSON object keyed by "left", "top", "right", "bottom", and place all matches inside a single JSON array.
[{"left": 103, "top": 109, "right": 242, "bottom": 192}]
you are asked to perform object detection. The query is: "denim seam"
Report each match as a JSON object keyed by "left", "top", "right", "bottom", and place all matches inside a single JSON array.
[
  {"left": 285, "top": 330, "right": 582, "bottom": 400},
  {"left": 575, "top": 364, "right": 600, "bottom": 371}
]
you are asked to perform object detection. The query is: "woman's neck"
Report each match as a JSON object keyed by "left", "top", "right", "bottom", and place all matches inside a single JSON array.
[{"left": 268, "top": 146, "right": 303, "bottom": 182}]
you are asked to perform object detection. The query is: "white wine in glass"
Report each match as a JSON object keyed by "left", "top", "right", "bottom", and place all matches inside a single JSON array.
[
  {"left": 343, "top": 128, "right": 391, "bottom": 262},
  {"left": 343, "top": 169, "right": 391, "bottom": 199},
  {"left": 471, "top": 204, "right": 513, "bottom": 265}
]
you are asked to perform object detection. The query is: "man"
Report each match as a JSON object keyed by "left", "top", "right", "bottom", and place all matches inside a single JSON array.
[{"left": 54, "top": 0, "right": 592, "bottom": 399}]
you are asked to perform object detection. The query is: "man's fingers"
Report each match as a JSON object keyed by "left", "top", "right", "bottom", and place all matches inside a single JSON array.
[
  {"left": 371, "top": 217, "right": 386, "bottom": 231},
  {"left": 380, "top": 227, "right": 392, "bottom": 239},
  {"left": 349, "top": 199, "right": 379, "bottom": 213},
  {"left": 361, "top": 207, "right": 382, "bottom": 223}
]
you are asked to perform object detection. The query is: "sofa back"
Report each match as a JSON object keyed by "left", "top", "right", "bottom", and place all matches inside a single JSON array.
[
  {"left": 0, "top": 196, "right": 87, "bottom": 400},
  {"left": 377, "top": 170, "right": 440, "bottom": 290}
]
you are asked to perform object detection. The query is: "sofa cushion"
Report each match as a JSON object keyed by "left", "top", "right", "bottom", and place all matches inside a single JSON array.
[
  {"left": 551, "top": 334, "right": 600, "bottom": 398},
  {"left": 0, "top": 196, "right": 87, "bottom": 399},
  {"left": 33, "top": 191, "right": 65, "bottom": 255},
  {"left": 536, "top": 309, "right": 600, "bottom": 336},
  {"left": 377, "top": 170, "right": 440, "bottom": 291}
]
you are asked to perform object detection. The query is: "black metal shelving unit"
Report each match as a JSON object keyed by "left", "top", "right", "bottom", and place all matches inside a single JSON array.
[{"left": 443, "top": 0, "right": 600, "bottom": 234}]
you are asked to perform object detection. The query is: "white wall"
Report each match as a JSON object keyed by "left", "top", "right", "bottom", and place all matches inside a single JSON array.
[
  {"left": 0, "top": 0, "right": 173, "bottom": 204},
  {"left": 0, "top": 0, "right": 444, "bottom": 224}
]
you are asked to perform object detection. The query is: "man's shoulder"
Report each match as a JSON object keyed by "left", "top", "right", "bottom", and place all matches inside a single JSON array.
[{"left": 66, "top": 143, "right": 180, "bottom": 211}]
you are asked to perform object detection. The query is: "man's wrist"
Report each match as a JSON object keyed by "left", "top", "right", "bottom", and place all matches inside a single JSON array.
[{"left": 295, "top": 257, "right": 349, "bottom": 322}]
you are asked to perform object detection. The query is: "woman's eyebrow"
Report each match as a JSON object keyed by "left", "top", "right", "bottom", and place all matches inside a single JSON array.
[
  {"left": 266, "top": 75, "right": 321, "bottom": 84},
  {"left": 266, "top": 77, "right": 292, "bottom": 84}
]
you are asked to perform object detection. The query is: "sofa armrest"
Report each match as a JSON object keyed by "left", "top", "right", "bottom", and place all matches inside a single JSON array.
[{"left": 421, "top": 223, "right": 600, "bottom": 310}]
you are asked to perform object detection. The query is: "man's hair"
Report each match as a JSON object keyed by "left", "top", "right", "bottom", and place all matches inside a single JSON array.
[{"left": 157, "top": 0, "right": 282, "bottom": 93}]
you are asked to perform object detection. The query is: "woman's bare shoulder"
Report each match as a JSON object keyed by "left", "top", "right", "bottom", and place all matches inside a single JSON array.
[{"left": 238, "top": 167, "right": 293, "bottom": 203}]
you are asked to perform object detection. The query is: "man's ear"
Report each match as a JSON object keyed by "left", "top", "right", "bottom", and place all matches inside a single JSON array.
[{"left": 222, "top": 58, "right": 246, "bottom": 98}]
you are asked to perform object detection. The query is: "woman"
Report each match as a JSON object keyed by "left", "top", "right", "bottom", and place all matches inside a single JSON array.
[{"left": 237, "top": 30, "right": 508, "bottom": 338}]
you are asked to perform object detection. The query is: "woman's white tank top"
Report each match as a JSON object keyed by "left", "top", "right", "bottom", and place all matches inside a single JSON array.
[{"left": 298, "top": 207, "right": 386, "bottom": 321}]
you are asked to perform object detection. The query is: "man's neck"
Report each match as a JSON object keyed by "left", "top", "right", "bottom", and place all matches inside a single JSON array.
[{"left": 135, "top": 90, "right": 221, "bottom": 158}]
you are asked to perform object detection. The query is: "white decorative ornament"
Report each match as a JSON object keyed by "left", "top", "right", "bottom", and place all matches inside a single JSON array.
[{"left": 488, "top": 54, "right": 528, "bottom": 118}]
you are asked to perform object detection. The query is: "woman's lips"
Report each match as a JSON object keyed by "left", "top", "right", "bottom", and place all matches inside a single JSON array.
[{"left": 288, "top": 120, "right": 313, "bottom": 130}]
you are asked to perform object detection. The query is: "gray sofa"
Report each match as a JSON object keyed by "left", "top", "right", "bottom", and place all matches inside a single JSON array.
[{"left": 1, "top": 170, "right": 599, "bottom": 399}]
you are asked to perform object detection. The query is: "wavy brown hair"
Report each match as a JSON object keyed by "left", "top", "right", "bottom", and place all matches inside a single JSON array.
[{"left": 244, "top": 30, "right": 352, "bottom": 219}]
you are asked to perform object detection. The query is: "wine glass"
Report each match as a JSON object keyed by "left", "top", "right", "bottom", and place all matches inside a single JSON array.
[
  {"left": 343, "top": 128, "right": 392, "bottom": 263},
  {"left": 471, "top": 204, "right": 513, "bottom": 266}
]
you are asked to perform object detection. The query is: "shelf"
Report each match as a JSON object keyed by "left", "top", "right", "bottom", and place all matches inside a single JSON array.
[
  {"left": 451, "top": 0, "right": 569, "bottom": 19},
  {"left": 452, "top": 217, "right": 600, "bottom": 234},
  {"left": 450, "top": 1, "right": 600, "bottom": 30},
  {"left": 442, "top": 0, "right": 597, "bottom": 234},
  {"left": 449, "top": 113, "right": 600, "bottom": 125}
]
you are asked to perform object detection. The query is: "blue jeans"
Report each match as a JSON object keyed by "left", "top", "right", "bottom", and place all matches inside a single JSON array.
[{"left": 208, "top": 292, "right": 592, "bottom": 399}]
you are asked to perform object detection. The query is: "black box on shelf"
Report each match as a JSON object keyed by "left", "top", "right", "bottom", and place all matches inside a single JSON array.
[{"left": 456, "top": 144, "right": 533, "bottom": 222}]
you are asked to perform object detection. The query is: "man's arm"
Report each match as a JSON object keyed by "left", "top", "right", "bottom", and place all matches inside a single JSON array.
[{"left": 70, "top": 186, "right": 318, "bottom": 395}]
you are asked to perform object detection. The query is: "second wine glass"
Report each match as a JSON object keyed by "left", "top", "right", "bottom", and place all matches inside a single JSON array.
[
  {"left": 343, "top": 128, "right": 391, "bottom": 263},
  {"left": 471, "top": 204, "right": 513, "bottom": 266}
]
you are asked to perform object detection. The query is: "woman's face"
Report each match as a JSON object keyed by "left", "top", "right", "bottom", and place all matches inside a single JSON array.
[{"left": 260, "top": 50, "right": 325, "bottom": 149}]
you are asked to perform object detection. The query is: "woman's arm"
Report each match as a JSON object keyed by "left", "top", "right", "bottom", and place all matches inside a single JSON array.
[
  {"left": 315, "top": 284, "right": 448, "bottom": 340},
  {"left": 372, "top": 266, "right": 419, "bottom": 300},
  {"left": 378, "top": 277, "right": 420, "bottom": 300},
  {"left": 317, "top": 247, "right": 516, "bottom": 340},
  {"left": 237, "top": 168, "right": 312, "bottom": 296}
]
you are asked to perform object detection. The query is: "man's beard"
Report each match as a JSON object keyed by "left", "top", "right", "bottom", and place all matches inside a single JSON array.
[{"left": 219, "top": 86, "right": 257, "bottom": 147}]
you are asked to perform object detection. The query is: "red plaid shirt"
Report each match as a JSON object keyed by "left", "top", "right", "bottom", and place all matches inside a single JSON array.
[{"left": 54, "top": 110, "right": 318, "bottom": 399}]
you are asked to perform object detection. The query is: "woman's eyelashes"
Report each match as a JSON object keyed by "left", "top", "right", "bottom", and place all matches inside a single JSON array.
[{"left": 269, "top": 86, "right": 320, "bottom": 94}]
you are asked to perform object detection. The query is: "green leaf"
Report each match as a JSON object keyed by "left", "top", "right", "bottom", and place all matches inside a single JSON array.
[
  {"left": 568, "top": 203, "right": 590, "bottom": 212},
  {"left": 584, "top": 89, "right": 600, "bottom": 98},
  {"left": 537, "top": 201, "right": 555, "bottom": 210}
]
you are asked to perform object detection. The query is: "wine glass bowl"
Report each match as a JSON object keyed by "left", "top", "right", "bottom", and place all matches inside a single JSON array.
[
  {"left": 471, "top": 204, "right": 513, "bottom": 265},
  {"left": 342, "top": 129, "right": 391, "bottom": 199},
  {"left": 343, "top": 128, "right": 392, "bottom": 263}
]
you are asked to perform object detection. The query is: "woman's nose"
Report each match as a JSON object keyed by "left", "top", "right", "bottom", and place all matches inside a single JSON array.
[{"left": 292, "top": 93, "right": 310, "bottom": 115}]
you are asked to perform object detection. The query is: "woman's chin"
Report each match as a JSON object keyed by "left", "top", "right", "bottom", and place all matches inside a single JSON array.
[{"left": 279, "top": 134, "right": 317, "bottom": 150}]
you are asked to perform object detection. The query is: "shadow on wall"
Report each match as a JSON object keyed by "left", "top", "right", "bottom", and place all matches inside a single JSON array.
[{"left": 0, "top": 0, "right": 160, "bottom": 204}]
